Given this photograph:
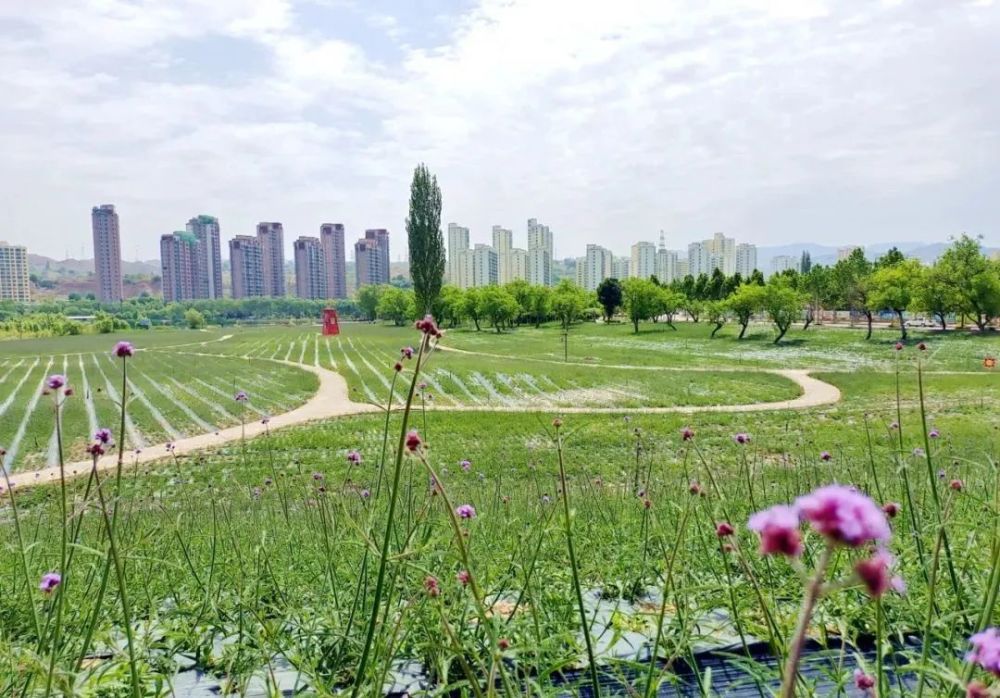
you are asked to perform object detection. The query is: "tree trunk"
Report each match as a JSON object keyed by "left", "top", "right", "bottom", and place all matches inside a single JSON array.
[
  {"left": 473, "top": 317, "right": 481, "bottom": 331},
  {"left": 865, "top": 312, "right": 873, "bottom": 340},
  {"left": 633, "top": 318, "right": 640, "bottom": 334},
  {"left": 666, "top": 320, "right": 677, "bottom": 331},
  {"left": 974, "top": 314, "right": 987, "bottom": 331},
  {"left": 936, "top": 312, "right": 947, "bottom": 331},
  {"left": 739, "top": 321, "right": 748, "bottom": 340},
  {"left": 711, "top": 322, "right": 723, "bottom": 338},
  {"left": 802, "top": 309, "right": 813, "bottom": 331},
  {"left": 773, "top": 323, "right": 789, "bottom": 344},
  {"left": 896, "top": 310, "right": 907, "bottom": 340}
]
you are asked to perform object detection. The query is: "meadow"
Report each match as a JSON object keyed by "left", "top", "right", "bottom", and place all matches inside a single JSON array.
[{"left": 1, "top": 319, "right": 1000, "bottom": 697}]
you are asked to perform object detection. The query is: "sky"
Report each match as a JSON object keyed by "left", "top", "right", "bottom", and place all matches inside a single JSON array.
[{"left": 1, "top": 0, "right": 998, "bottom": 262}]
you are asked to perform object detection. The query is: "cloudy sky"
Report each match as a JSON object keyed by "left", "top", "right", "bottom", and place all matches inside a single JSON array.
[{"left": 1, "top": 0, "right": 998, "bottom": 262}]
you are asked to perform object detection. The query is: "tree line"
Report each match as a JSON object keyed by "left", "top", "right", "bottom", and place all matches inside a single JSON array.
[{"left": 369, "top": 235, "right": 999, "bottom": 344}]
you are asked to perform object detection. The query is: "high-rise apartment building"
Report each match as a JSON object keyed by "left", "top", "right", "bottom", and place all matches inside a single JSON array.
[
  {"left": 91, "top": 204, "right": 123, "bottom": 303},
  {"left": 471, "top": 244, "right": 499, "bottom": 287},
  {"left": 526, "top": 218, "right": 553, "bottom": 286},
  {"left": 0, "top": 241, "right": 30, "bottom": 302},
  {"left": 580, "top": 244, "right": 613, "bottom": 291},
  {"left": 770, "top": 255, "right": 798, "bottom": 275},
  {"left": 510, "top": 248, "right": 528, "bottom": 283},
  {"left": 705, "top": 233, "right": 736, "bottom": 275},
  {"left": 630, "top": 241, "right": 657, "bottom": 280},
  {"left": 365, "top": 229, "right": 390, "bottom": 281},
  {"left": 735, "top": 243, "right": 758, "bottom": 277},
  {"left": 160, "top": 231, "right": 201, "bottom": 302},
  {"left": 229, "top": 235, "right": 264, "bottom": 298},
  {"left": 612, "top": 256, "right": 631, "bottom": 280},
  {"left": 447, "top": 223, "right": 470, "bottom": 285},
  {"left": 491, "top": 225, "right": 514, "bottom": 283},
  {"left": 185, "top": 215, "right": 223, "bottom": 299},
  {"left": 687, "top": 241, "right": 710, "bottom": 277},
  {"left": 256, "top": 222, "right": 285, "bottom": 297},
  {"left": 294, "top": 236, "right": 328, "bottom": 299},
  {"left": 526, "top": 247, "right": 551, "bottom": 287},
  {"left": 320, "top": 223, "right": 347, "bottom": 299}
]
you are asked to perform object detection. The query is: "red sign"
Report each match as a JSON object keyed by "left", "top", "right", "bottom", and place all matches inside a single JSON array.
[{"left": 322, "top": 308, "right": 340, "bottom": 336}]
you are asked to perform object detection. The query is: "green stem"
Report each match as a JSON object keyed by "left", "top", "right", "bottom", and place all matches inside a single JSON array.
[
  {"left": 555, "top": 424, "right": 601, "bottom": 697},
  {"left": 779, "top": 545, "right": 833, "bottom": 698},
  {"left": 351, "top": 333, "right": 428, "bottom": 695}
]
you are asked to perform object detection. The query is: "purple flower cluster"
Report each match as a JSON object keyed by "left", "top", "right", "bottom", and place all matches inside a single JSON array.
[
  {"left": 968, "top": 627, "right": 1000, "bottom": 677},
  {"left": 234, "top": 390, "right": 248, "bottom": 402},
  {"left": 455, "top": 504, "right": 476, "bottom": 519},
  {"left": 347, "top": 450, "right": 362, "bottom": 465},
  {"left": 748, "top": 505, "right": 803, "bottom": 557},
  {"left": 114, "top": 341, "right": 134, "bottom": 358},
  {"left": 795, "top": 484, "right": 890, "bottom": 547},
  {"left": 39, "top": 572, "right": 61, "bottom": 594}
]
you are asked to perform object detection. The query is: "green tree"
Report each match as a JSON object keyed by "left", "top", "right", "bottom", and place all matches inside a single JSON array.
[
  {"left": 477, "top": 286, "right": 520, "bottom": 333},
  {"left": 596, "top": 278, "right": 623, "bottom": 322},
  {"left": 706, "top": 268, "right": 727, "bottom": 300},
  {"left": 832, "top": 248, "right": 876, "bottom": 339},
  {"left": 763, "top": 279, "right": 804, "bottom": 344},
  {"left": 376, "top": 287, "right": 416, "bottom": 326},
  {"left": 462, "top": 288, "right": 484, "bottom": 331},
  {"left": 356, "top": 285, "right": 384, "bottom": 321},
  {"left": 184, "top": 308, "right": 206, "bottom": 329},
  {"left": 683, "top": 298, "right": 704, "bottom": 323},
  {"left": 550, "top": 280, "right": 589, "bottom": 330},
  {"left": 800, "top": 265, "right": 831, "bottom": 330},
  {"left": 405, "top": 163, "right": 445, "bottom": 314},
  {"left": 726, "top": 283, "right": 766, "bottom": 339},
  {"left": 657, "top": 288, "right": 685, "bottom": 330},
  {"left": 525, "top": 285, "right": 551, "bottom": 328},
  {"left": 914, "top": 262, "right": 959, "bottom": 330},
  {"left": 869, "top": 258, "right": 922, "bottom": 340},
  {"left": 874, "top": 247, "right": 905, "bottom": 269},
  {"left": 435, "top": 285, "right": 466, "bottom": 327},
  {"left": 705, "top": 300, "right": 728, "bottom": 338},
  {"left": 621, "top": 278, "right": 660, "bottom": 334},
  {"left": 937, "top": 234, "right": 1000, "bottom": 331},
  {"left": 504, "top": 279, "right": 532, "bottom": 325}
]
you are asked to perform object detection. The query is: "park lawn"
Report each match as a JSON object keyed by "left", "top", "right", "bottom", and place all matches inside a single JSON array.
[
  {"left": 445, "top": 320, "right": 1000, "bottom": 372},
  {"left": 2, "top": 369, "right": 995, "bottom": 694}
]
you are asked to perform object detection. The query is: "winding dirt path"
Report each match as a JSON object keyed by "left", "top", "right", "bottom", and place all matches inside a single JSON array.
[{"left": 4, "top": 355, "right": 840, "bottom": 489}]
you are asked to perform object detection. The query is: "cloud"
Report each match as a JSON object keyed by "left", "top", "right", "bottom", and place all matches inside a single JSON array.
[{"left": 1, "top": 0, "right": 998, "bottom": 261}]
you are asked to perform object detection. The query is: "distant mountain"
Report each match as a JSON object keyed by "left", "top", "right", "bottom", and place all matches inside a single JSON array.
[{"left": 28, "top": 254, "right": 160, "bottom": 277}]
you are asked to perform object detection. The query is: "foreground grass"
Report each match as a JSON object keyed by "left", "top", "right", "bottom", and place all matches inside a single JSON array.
[{"left": 1, "top": 359, "right": 997, "bottom": 694}]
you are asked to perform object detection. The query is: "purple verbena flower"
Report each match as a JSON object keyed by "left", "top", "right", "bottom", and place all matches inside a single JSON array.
[
  {"left": 733, "top": 432, "right": 750, "bottom": 445},
  {"left": 854, "top": 549, "right": 904, "bottom": 597},
  {"left": 234, "top": 390, "right": 248, "bottom": 402},
  {"left": 39, "top": 572, "right": 61, "bottom": 594},
  {"left": 820, "top": 451, "right": 831, "bottom": 461},
  {"left": 929, "top": 429, "right": 940, "bottom": 439},
  {"left": 680, "top": 426, "right": 694, "bottom": 441},
  {"left": 113, "top": 341, "right": 134, "bottom": 358},
  {"left": 748, "top": 505, "right": 803, "bottom": 557},
  {"left": 455, "top": 504, "right": 476, "bottom": 519},
  {"left": 795, "top": 484, "right": 890, "bottom": 548},
  {"left": 347, "top": 450, "right": 362, "bottom": 465},
  {"left": 460, "top": 459, "right": 471, "bottom": 472},
  {"left": 967, "top": 627, "right": 1000, "bottom": 677},
  {"left": 95, "top": 428, "right": 112, "bottom": 444},
  {"left": 46, "top": 374, "right": 66, "bottom": 390},
  {"left": 854, "top": 668, "right": 876, "bottom": 691}
]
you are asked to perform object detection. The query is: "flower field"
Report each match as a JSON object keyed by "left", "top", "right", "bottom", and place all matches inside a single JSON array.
[{"left": 1, "top": 320, "right": 1000, "bottom": 696}]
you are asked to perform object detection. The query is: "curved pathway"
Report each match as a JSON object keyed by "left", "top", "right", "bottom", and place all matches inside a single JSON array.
[{"left": 4, "top": 353, "right": 841, "bottom": 489}]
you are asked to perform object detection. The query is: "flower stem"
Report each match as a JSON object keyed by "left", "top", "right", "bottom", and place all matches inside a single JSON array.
[{"left": 779, "top": 545, "right": 832, "bottom": 698}]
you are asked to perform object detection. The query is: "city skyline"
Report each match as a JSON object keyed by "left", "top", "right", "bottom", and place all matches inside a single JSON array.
[{"left": 3, "top": 3, "right": 999, "bottom": 261}]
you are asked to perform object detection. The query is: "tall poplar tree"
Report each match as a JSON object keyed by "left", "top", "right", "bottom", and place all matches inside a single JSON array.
[{"left": 405, "top": 164, "right": 445, "bottom": 315}]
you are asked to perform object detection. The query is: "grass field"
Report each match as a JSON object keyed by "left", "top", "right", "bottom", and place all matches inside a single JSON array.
[{"left": 2, "top": 319, "right": 1000, "bottom": 696}]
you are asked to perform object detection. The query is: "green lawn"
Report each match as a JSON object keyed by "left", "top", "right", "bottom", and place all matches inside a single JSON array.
[{"left": 2, "top": 319, "right": 999, "bottom": 695}]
